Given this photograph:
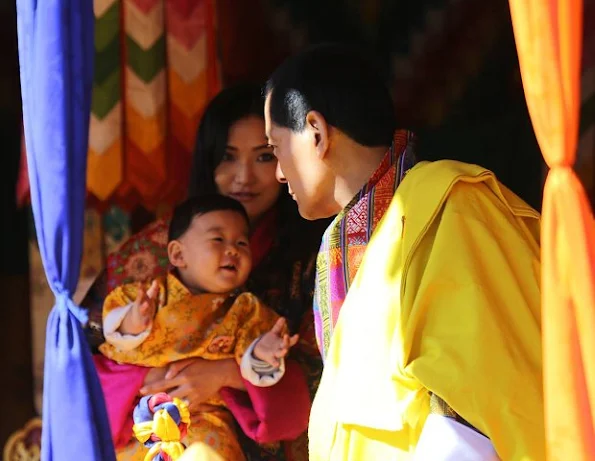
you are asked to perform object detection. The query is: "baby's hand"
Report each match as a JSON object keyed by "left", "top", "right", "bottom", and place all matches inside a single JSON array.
[
  {"left": 253, "top": 318, "right": 299, "bottom": 368},
  {"left": 119, "top": 280, "right": 159, "bottom": 335}
]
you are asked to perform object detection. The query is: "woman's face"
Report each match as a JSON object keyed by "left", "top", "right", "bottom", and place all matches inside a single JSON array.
[{"left": 214, "top": 116, "right": 282, "bottom": 224}]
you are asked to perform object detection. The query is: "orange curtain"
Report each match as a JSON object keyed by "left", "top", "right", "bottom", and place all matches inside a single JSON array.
[{"left": 509, "top": 1, "right": 595, "bottom": 459}]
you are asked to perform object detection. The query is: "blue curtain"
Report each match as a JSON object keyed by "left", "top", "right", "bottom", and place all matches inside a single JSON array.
[{"left": 16, "top": 1, "right": 115, "bottom": 459}]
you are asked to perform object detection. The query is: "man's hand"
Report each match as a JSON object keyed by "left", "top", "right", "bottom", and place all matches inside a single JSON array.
[
  {"left": 253, "top": 317, "right": 299, "bottom": 368},
  {"left": 119, "top": 280, "right": 159, "bottom": 335}
]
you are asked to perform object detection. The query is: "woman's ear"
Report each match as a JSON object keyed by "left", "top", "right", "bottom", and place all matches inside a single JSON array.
[
  {"left": 306, "top": 110, "right": 329, "bottom": 160},
  {"left": 167, "top": 240, "right": 186, "bottom": 268}
]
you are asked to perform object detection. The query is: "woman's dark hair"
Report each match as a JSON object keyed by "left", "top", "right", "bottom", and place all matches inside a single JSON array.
[
  {"left": 187, "top": 84, "right": 329, "bottom": 331},
  {"left": 168, "top": 194, "right": 249, "bottom": 242}
]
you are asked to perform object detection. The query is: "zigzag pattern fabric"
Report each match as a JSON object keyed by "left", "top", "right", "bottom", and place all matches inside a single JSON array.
[
  {"left": 89, "top": 0, "right": 123, "bottom": 204},
  {"left": 88, "top": 0, "right": 220, "bottom": 211}
]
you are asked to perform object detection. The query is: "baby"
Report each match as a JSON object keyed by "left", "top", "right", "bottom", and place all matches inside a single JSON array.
[{"left": 99, "top": 194, "right": 297, "bottom": 460}]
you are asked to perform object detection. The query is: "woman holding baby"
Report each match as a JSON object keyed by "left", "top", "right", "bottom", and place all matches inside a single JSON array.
[{"left": 88, "top": 84, "right": 327, "bottom": 460}]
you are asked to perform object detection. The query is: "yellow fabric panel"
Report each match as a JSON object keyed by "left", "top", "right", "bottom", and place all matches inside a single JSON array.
[
  {"left": 99, "top": 273, "right": 279, "bottom": 368},
  {"left": 101, "top": 275, "right": 168, "bottom": 320}
]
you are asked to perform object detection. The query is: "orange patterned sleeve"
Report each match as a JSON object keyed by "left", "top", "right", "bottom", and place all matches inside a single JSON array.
[
  {"left": 230, "top": 292, "right": 280, "bottom": 363},
  {"left": 102, "top": 276, "right": 167, "bottom": 320}
]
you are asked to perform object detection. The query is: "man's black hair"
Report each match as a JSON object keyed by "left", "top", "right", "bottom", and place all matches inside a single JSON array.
[
  {"left": 265, "top": 43, "right": 396, "bottom": 147},
  {"left": 168, "top": 194, "right": 249, "bottom": 242}
]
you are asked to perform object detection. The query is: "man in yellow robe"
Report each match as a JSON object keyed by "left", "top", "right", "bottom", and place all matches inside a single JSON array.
[{"left": 264, "top": 44, "right": 544, "bottom": 460}]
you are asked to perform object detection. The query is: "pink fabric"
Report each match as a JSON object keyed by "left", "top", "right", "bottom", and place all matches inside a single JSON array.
[
  {"left": 95, "top": 354, "right": 309, "bottom": 446},
  {"left": 220, "top": 360, "right": 311, "bottom": 444},
  {"left": 16, "top": 125, "right": 30, "bottom": 208},
  {"left": 93, "top": 355, "right": 150, "bottom": 449}
]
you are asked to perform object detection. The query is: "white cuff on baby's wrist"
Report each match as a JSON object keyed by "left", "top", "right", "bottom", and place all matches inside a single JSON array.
[
  {"left": 239, "top": 337, "right": 285, "bottom": 387},
  {"left": 103, "top": 303, "right": 152, "bottom": 351}
]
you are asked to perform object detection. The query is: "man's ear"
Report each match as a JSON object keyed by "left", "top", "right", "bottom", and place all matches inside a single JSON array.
[
  {"left": 167, "top": 240, "right": 186, "bottom": 268},
  {"left": 305, "top": 110, "right": 330, "bottom": 160}
]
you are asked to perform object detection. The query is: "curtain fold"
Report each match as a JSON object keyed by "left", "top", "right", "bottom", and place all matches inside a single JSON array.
[
  {"left": 509, "top": 1, "right": 595, "bottom": 459},
  {"left": 16, "top": 0, "right": 115, "bottom": 459}
]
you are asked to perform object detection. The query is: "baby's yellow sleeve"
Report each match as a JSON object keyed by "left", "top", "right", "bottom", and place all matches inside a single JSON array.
[
  {"left": 231, "top": 293, "right": 280, "bottom": 362},
  {"left": 102, "top": 277, "right": 167, "bottom": 320}
]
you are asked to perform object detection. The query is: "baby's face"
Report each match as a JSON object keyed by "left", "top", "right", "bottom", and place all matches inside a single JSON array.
[{"left": 175, "top": 210, "right": 252, "bottom": 293}]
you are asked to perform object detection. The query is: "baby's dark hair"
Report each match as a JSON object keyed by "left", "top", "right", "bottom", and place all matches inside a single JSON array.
[{"left": 168, "top": 194, "right": 250, "bottom": 242}]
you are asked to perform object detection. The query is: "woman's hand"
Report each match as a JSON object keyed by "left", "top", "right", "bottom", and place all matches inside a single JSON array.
[
  {"left": 143, "top": 366, "right": 168, "bottom": 387},
  {"left": 139, "top": 358, "right": 245, "bottom": 414}
]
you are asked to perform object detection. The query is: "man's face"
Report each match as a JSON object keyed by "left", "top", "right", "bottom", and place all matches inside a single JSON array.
[{"left": 264, "top": 93, "right": 336, "bottom": 220}]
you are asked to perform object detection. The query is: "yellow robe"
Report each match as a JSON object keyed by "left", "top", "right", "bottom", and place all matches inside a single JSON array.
[
  {"left": 99, "top": 273, "right": 279, "bottom": 461},
  {"left": 308, "top": 160, "right": 544, "bottom": 461}
]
